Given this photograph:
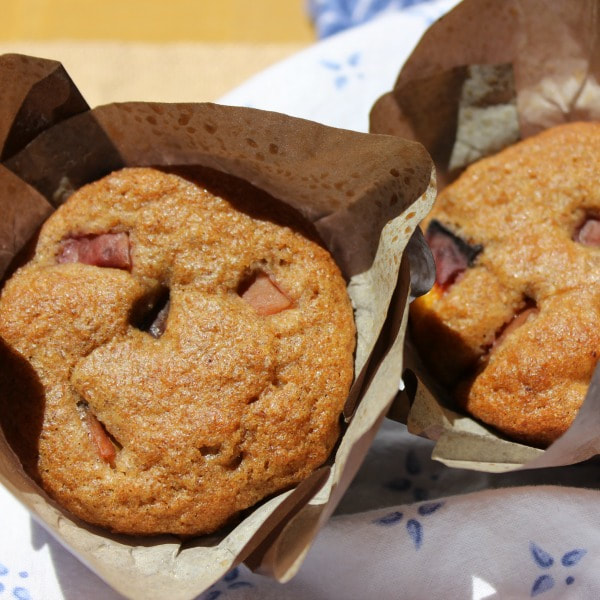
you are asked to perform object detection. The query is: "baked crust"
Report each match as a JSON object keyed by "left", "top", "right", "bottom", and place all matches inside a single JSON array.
[
  {"left": 0, "top": 167, "right": 356, "bottom": 535},
  {"left": 411, "top": 122, "right": 600, "bottom": 447}
]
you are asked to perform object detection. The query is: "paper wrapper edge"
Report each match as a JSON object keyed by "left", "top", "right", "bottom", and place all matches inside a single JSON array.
[
  {"left": 254, "top": 249, "right": 419, "bottom": 581},
  {"left": 0, "top": 53, "right": 436, "bottom": 600},
  {"left": 370, "top": 0, "right": 600, "bottom": 472}
]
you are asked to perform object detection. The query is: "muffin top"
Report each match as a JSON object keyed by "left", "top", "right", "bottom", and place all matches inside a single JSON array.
[
  {"left": 0, "top": 166, "right": 356, "bottom": 535},
  {"left": 411, "top": 122, "right": 600, "bottom": 447}
]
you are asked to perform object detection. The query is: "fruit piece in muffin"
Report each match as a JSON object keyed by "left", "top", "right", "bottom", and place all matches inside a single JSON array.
[
  {"left": 0, "top": 166, "right": 356, "bottom": 536},
  {"left": 411, "top": 122, "right": 600, "bottom": 447}
]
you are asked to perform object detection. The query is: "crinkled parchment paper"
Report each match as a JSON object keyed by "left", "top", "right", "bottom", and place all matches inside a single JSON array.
[
  {"left": 0, "top": 54, "right": 435, "bottom": 599},
  {"left": 370, "top": 0, "right": 600, "bottom": 473}
]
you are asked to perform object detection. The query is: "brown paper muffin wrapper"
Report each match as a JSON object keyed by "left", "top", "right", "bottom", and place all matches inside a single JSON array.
[
  {"left": 370, "top": 0, "right": 600, "bottom": 473},
  {"left": 0, "top": 54, "right": 435, "bottom": 600}
]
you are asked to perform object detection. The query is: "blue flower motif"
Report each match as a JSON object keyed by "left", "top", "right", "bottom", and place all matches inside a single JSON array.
[
  {"left": 223, "top": 569, "right": 239, "bottom": 583},
  {"left": 374, "top": 511, "right": 403, "bottom": 526},
  {"left": 201, "top": 566, "right": 255, "bottom": 599},
  {"left": 308, "top": 0, "right": 438, "bottom": 38},
  {"left": 384, "top": 449, "right": 441, "bottom": 502},
  {"left": 530, "top": 543, "right": 554, "bottom": 568},
  {"left": 418, "top": 501, "right": 443, "bottom": 516},
  {"left": 406, "top": 519, "right": 422, "bottom": 549},
  {"left": 405, "top": 448, "right": 421, "bottom": 475},
  {"left": 319, "top": 52, "right": 364, "bottom": 89},
  {"left": 561, "top": 550, "right": 586, "bottom": 567},
  {"left": 373, "top": 501, "right": 444, "bottom": 550},
  {"left": 529, "top": 543, "right": 587, "bottom": 596},
  {"left": 227, "top": 582, "right": 253, "bottom": 590},
  {"left": 385, "top": 478, "right": 411, "bottom": 492},
  {"left": 532, "top": 575, "right": 554, "bottom": 597},
  {"left": 0, "top": 563, "right": 32, "bottom": 600}
]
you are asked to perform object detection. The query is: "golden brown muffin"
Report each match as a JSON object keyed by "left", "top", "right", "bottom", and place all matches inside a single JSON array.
[
  {"left": 0, "top": 166, "right": 356, "bottom": 536},
  {"left": 411, "top": 122, "right": 600, "bottom": 447}
]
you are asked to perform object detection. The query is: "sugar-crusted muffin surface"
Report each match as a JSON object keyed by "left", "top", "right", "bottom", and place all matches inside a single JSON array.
[
  {"left": 411, "top": 122, "right": 600, "bottom": 447},
  {"left": 0, "top": 167, "right": 356, "bottom": 536}
]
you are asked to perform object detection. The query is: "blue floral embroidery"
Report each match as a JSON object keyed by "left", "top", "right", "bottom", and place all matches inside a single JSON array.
[
  {"left": 308, "top": 0, "right": 436, "bottom": 38},
  {"left": 561, "top": 550, "right": 587, "bottom": 567},
  {"left": 406, "top": 519, "right": 423, "bottom": 549},
  {"left": 0, "top": 563, "right": 32, "bottom": 600},
  {"left": 529, "top": 543, "right": 587, "bottom": 596},
  {"left": 227, "top": 582, "right": 253, "bottom": 590},
  {"left": 532, "top": 575, "right": 554, "bottom": 597},
  {"left": 405, "top": 448, "right": 421, "bottom": 476},
  {"left": 223, "top": 569, "right": 239, "bottom": 583},
  {"left": 319, "top": 52, "right": 364, "bottom": 89},
  {"left": 373, "top": 501, "right": 444, "bottom": 550},
  {"left": 531, "top": 543, "right": 554, "bottom": 569},
  {"left": 386, "top": 478, "right": 411, "bottom": 492},
  {"left": 384, "top": 449, "right": 441, "bottom": 502},
  {"left": 418, "top": 501, "right": 443, "bottom": 516},
  {"left": 201, "top": 566, "right": 255, "bottom": 599},
  {"left": 376, "top": 511, "right": 403, "bottom": 525}
]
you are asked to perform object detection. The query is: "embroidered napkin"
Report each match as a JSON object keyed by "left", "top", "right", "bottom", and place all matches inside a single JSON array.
[
  {"left": 198, "top": 422, "right": 600, "bottom": 600},
  {"left": 307, "top": 0, "right": 441, "bottom": 38},
  {"left": 3, "top": 421, "right": 599, "bottom": 600}
]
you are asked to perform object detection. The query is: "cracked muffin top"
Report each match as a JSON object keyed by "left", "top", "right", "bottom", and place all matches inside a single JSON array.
[
  {"left": 411, "top": 122, "right": 600, "bottom": 447},
  {"left": 0, "top": 166, "right": 356, "bottom": 536}
]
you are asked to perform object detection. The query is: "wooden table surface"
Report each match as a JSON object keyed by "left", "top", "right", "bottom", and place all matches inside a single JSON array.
[{"left": 0, "top": 0, "right": 316, "bottom": 105}]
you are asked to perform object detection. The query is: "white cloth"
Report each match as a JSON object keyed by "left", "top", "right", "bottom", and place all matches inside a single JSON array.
[{"left": 2, "top": 422, "right": 599, "bottom": 600}]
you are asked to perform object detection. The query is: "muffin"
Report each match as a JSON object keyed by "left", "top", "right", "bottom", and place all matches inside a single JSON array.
[
  {"left": 411, "top": 122, "right": 600, "bottom": 447},
  {"left": 0, "top": 166, "right": 356, "bottom": 536}
]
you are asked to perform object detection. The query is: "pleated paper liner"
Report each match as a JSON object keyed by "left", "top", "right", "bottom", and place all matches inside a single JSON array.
[
  {"left": 0, "top": 54, "right": 435, "bottom": 599},
  {"left": 370, "top": 0, "right": 600, "bottom": 472}
]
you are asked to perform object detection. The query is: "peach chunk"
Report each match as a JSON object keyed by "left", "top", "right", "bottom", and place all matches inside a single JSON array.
[
  {"left": 425, "top": 220, "right": 482, "bottom": 290},
  {"left": 241, "top": 272, "right": 292, "bottom": 316},
  {"left": 58, "top": 232, "right": 131, "bottom": 269},
  {"left": 85, "top": 411, "right": 117, "bottom": 468},
  {"left": 575, "top": 218, "right": 600, "bottom": 247},
  {"left": 491, "top": 306, "right": 539, "bottom": 353}
]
